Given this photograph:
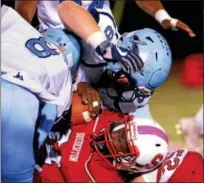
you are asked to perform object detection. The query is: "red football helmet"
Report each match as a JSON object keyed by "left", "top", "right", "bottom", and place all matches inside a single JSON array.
[{"left": 91, "top": 118, "right": 169, "bottom": 173}]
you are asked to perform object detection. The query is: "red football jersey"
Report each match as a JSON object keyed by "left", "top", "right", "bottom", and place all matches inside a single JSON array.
[{"left": 37, "top": 110, "right": 128, "bottom": 182}]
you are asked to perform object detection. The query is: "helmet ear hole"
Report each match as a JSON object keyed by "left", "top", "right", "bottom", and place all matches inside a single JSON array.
[
  {"left": 133, "top": 35, "right": 140, "bottom": 41},
  {"left": 155, "top": 52, "right": 158, "bottom": 61},
  {"left": 145, "top": 36, "right": 154, "bottom": 43},
  {"left": 155, "top": 143, "right": 161, "bottom": 147}
]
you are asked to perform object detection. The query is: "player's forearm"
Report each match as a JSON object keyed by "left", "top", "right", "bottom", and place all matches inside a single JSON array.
[
  {"left": 58, "top": 1, "right": 106, "bottom": 47},
  {"left": 135, "top": 0, "right": 165, "bottom": 17},
  {"left": 134, "top": 0, "right": 195, "bottom": 37},
  {"left": 15, "top": 1, "right": 37, "bottom": 23}
]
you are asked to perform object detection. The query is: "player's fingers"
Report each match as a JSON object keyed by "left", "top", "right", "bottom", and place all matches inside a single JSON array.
[
  {"left": 121, "top": 57, "right": 133, "bottom": 73},
  {"left": 77, "top": 86, "right": 83, "bottom": 96},
  {"left": 125, "top": 55, "right": 137, "bottom": 72},
  {"left": 90, "top": 92, "right": 98, "bottom": 116},
  {"left": 176, "top": 21, "right": 196, "bottom": 37},
  {"left": 87, "top": 90, "right": 94, "bottom": 114},
  {"left": 91, "top": 91, "right": 101, "bottom": 116},
  {"left": 81, "top": 92, "right": 88, "bottom": 105},
  {"left": 95, "top": 92, "right": 102, "bottom": 109},
  {"left": 130, "top": 53, "right": 144, "bottom": 71}
]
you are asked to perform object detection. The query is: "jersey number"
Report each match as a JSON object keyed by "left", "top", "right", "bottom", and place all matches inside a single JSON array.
[
  {"left": 25, "top": 37, "right": 59, "bottom": 58},
  {"left": 161, "top": 149, "right": 185, "bottom": 174},
  {"left": 145, "top": 154, "right": 164, "bottom": 170}
]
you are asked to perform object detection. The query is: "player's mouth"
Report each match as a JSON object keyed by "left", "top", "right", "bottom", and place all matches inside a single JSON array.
[{"left": 117, "top": 74, "right": 129, "bottom": 85}]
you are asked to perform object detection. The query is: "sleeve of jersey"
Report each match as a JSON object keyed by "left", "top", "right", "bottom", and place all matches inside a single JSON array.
[
  {"left": 72, "top": 65, "right": 90, "bottom": 92},
  {"left": 1, "top": 5, "right": 21, "bottom": 34}
]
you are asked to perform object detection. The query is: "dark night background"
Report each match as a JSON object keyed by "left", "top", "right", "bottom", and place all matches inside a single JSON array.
[{"left": 2, "top": 0, "right": 203, "bottom": 60}]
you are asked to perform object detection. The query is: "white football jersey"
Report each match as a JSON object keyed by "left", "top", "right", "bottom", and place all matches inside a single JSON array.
[
  {"left": 81, "top": 7, "right": 120, "bottom": 84},
  {"left": 37, "top": 0, "right": 111, "bottom": 30},
  {"left": 72, "top": 65, "right": 89, "bottom": 92},
  {"left": 1, "top": 5, "right": 72, "bottom": 117},
  {"left": 37, "top": 0, "right": 151, "bottom": 110},
  {"left": 37, "top": 0, "right": 119, "bottom": 84}
]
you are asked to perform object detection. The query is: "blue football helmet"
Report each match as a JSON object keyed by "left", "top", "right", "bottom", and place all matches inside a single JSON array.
[
  {"left": 97, "top": 28, "right": 172, "bottom": 113},
  {"left": 43, "top": 28, "right": 81, "bottom": 71},
  {"left": 117, "top": 28, "right": 172, "bottom": 92}
]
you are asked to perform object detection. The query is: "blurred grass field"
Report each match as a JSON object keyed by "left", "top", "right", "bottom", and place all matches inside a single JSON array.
[{"left": 149, "top": 64, "right": 203, "bottom": 142}]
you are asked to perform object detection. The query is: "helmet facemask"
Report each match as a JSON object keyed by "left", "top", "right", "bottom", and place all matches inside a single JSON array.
[
  {"left": 91, "top": 118, "right": 168, "bottom": 173},
  {"left": 98, "top": 67, "right": 153, "bottom": 104},
  {"left": 90, "top": 118, "right": 142, "bottom": 172},
  {"left": 97, "top": 32, "right": 154, "bottom": 105}
]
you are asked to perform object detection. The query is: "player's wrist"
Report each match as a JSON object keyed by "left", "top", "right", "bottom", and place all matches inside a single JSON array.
[
  {"left": 154, "top": 9, "right": 172, "bottom": 24},
  {"left": 86, "top": 31, "right": 107, "bottom": 49},
  {"left": 95, "top": 39, "right": 113, "bottom": 59}
]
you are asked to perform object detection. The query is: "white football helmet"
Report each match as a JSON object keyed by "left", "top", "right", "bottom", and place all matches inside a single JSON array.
[{"left": 91, "top": 117, "right": 169, "bottom": 174}]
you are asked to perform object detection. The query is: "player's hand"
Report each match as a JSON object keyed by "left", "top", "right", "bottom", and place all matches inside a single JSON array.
[
  {"left": 77, "top": 82, "right": 102, "bottom": 118},
  {"left": 161, "top": 19, "right": 196, "bottom": 37},
  {"left": 95, "top": 40, "right": 144, "bottom": 73}
]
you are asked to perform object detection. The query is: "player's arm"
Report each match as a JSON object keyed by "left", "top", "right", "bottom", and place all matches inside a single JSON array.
[
  {"left": 134, "top": 0, "right": 195, "bottom": 37},
  {"left": 57, "top": 1, "right": 106, "bottom": 47},
  {"left": 15, "top": 1, "right": 37, "bottom": 23},
  {"left": 58, "top": 1, "right": 144, "bottom": 73}
]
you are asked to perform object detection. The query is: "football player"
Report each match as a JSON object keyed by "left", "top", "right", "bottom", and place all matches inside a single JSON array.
[
  {"left": 15, "top": 0, "right": 194, "bottom": 119},
  {"left": 1, "top": 6, "right": 82, "bottom": 182},
  {"left": 14, "top": 0, "right": 195, "bottom": 82},
  {"left": 33, "top": 98, "right": 169, "bottom": 182},
  {"left": 15, "top": 0, "right": 146, "bottom": 116},
  {"left": 35, "top": 1, "right": 172, "bottom": 120},
  {"left": 133, "top": 149, "right": 204, "bottom": 182},
  {"left": 82, "top": 27, "right": 172, "bottom": 116}
]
